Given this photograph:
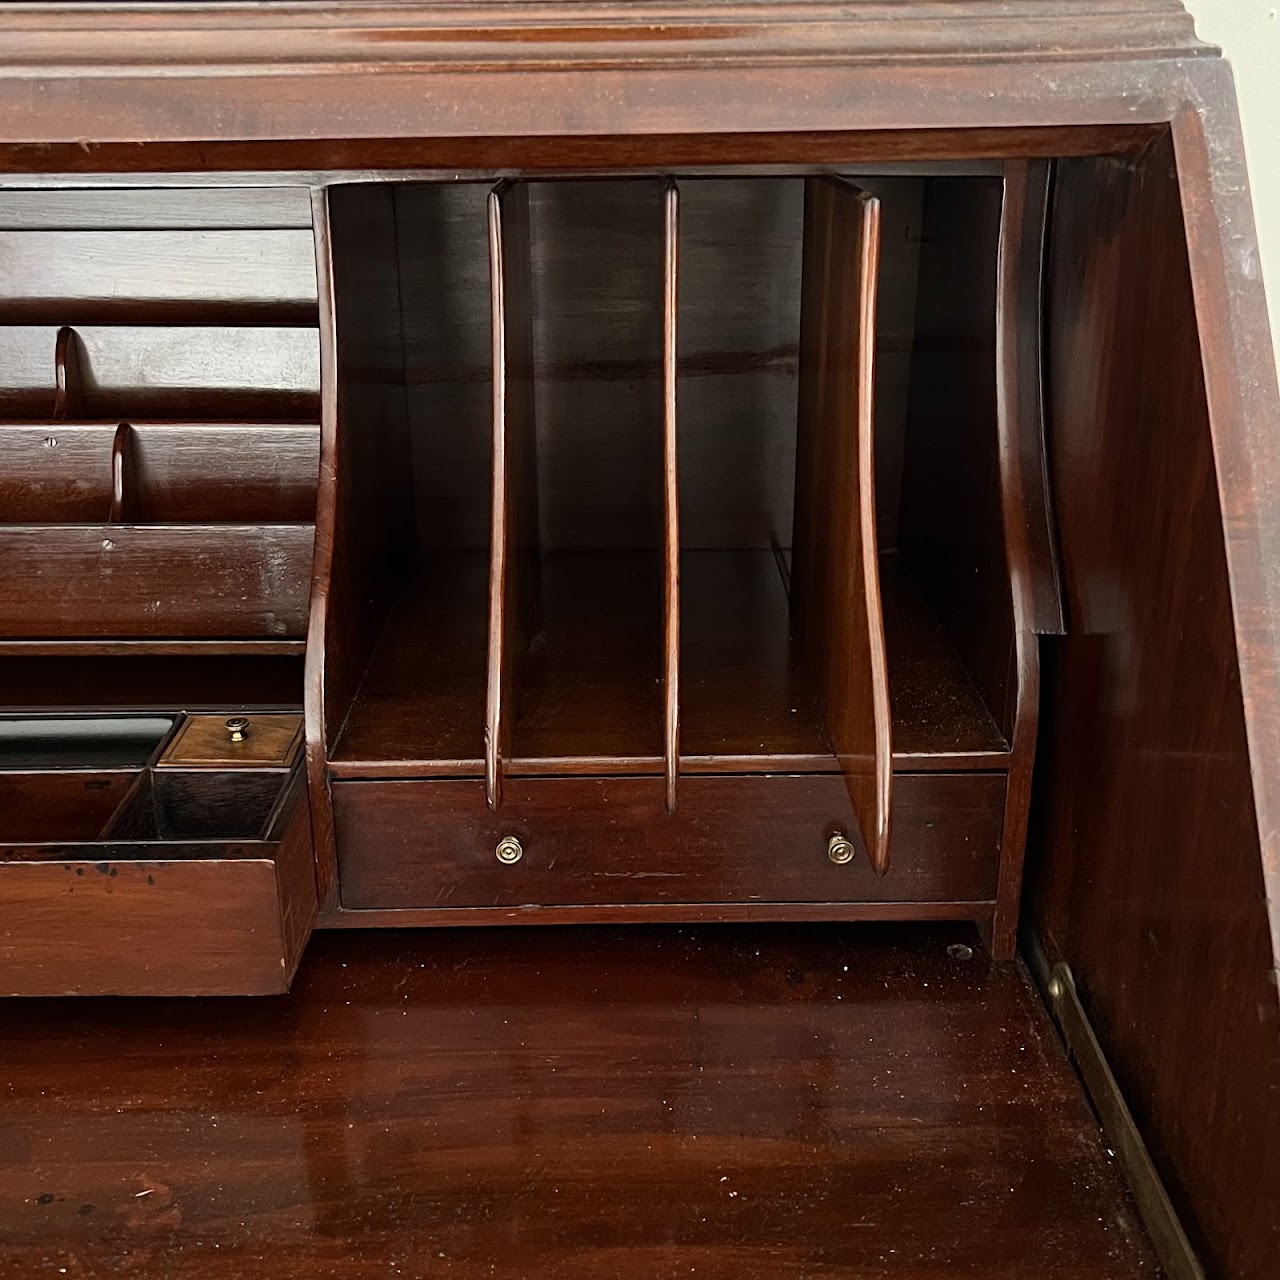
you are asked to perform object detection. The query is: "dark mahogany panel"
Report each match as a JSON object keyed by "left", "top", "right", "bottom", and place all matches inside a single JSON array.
[
  {"left": 792, "top": 177, "right": 892, "bottom": 873},
  {"left": 0, "top": 422, "right": 318, "bottom": 524},
  {"left": 0, "top": 229, "right": 317, "bottom": 323},
  {"left": 1033, "top": 134, "right": 1280, "bottom": 1280},
  {"left": 333, "top": 772, "right": 1003, "bottom": 912},
  {"left": 0, "top": 525, "right": 313, "bottom": 639},
  {"left": 0, "top": 925, "right": 1158, "bottom": 1279}
]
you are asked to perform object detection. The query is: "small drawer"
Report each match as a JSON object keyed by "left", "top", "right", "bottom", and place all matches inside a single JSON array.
[
  {"left": 0, "top": 767, "right": 316, "bottom": 996},
  {"left": 157, "top": 712, "right": 304, "bottom": 769},
  {"left": 333, "top": 773, "right": 1004, "bottom": 912}
]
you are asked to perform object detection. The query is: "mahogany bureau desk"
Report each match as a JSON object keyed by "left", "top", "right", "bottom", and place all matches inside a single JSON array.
[{"left": 0, "top": 3, "right": 1277, "bottom": 1278}]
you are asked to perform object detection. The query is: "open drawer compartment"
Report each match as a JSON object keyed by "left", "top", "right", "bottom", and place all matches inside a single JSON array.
[{"left": 0, "top": 714, "right": 317, "bottom": 995}]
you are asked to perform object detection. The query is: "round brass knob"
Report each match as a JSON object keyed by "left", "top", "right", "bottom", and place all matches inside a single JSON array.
[
  {"left": 495, "top": 835, "right": 523, "bottom": 865},
  {"left": 225, "top": 716, "right": 250, "bottom": 744},
  {"left": 827, "top": 834, "right": 856, "bottom": 865}
]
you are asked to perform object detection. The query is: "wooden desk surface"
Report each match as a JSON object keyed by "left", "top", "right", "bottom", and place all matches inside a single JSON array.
[{"left": 0, "top": 924, "right": 1155, "bottom": 1279}]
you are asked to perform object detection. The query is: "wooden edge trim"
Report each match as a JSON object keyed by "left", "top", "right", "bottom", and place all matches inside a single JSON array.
[
  {"left": 1023, "top": 936, "right": 1207, "bottom": 1280},
  {"left": 319, "top": 899, "right": 997, "bottom": 929},
  {"left": 989, "top": 158, "right": 1049, "bottom": 960},
  {"left": 485, "top": 182, "right": 509, "bottom": 812},
  {"left": 303, "top": 184, "right": 340, "bottom": 909},
  {"left": 663, "top": 177, "right": 680, "bottom": 814},
  {"left": 841, "top": 179, "right": 893, "bottom": 875}
]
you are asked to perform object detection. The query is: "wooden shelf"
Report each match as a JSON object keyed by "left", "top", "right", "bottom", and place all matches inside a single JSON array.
[
  {"left": 682, "top": 549, "right": 1007, "bottom": 770},
  {"left": 331, "top": 547, "right": 1006, "bottom": 777},
  {"left": 331, "top": 553, "right": 490, "bottom": 773},
  {"left": 0, "top": 523, "right": 315, "bottom": 640},
  {"left": 0, "top": 639, "right": 306, "bottom": 657},
  {"left": 331, "top": 551, "right": 665, "bottom": 775}
]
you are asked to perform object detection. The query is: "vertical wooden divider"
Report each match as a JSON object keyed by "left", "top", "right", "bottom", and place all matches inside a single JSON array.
[
  {"left": 792, "top": 177, "right": 893, "bottom": 875},
  {"left": 304, "top": 186, "right": 341, "bottom": 908},
  {"left": 308, "top": 183, "right": 416, "bottom": 908},
  {"left": 485, "top": 182, "right": 538, "bottom": 810},
  {"left": 663, "top": 180, "right": 681, "bottom": 814},
  {"left": 990, "top": 158, "right": 1052, "bottom": 959}
]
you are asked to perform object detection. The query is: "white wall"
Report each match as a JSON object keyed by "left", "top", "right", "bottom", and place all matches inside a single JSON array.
[{"left": 1185, "top": 0, "right": 1280, "bottom": 363}]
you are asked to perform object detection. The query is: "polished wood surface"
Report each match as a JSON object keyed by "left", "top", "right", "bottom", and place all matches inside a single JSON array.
[
  {"left": 333, "top": 772, "right": 1003, "bottom": 913},
  {"left": 897, "top": 176, "right": 1015, "bottom": 739},
  {"left": 329, "top": 549, "right": 1007, "bottom": 777},
  {"left": 0, "top": 524, "right": 313, "bottom": 640},
  {"left": 0, "top": 654, "right": 304, "bottom": 712},
  {"left": 0, "top": 186, "right": 314, "bottom": 231},
  {"left": 989, "top": 158, "right": 1054, "bottom": 959},
  {"left": 0, "top": 12, "right": 1277, "bottom": 1274},
  {"left": 793, "top": 177, "right": 892, "bottom": 873},
  {"left": 0, "top": 423, "right": 318, "bottom": 524},
  {"left": 158, "top": 712, "right": 304, "bottom": 770},
  {"left": 0, "top": 228, "right": 317, "bottom": 323},
  {"left": 1033, "top": 134, "right": 1280, "bottom": 1280},
  {"left": 308, "top": 184, "right": 417, "bottom": 906},
  {"left": 0, "top": 925, "right": 1159, "bottom": 1277},
  {"left": 0, "top": 770, "right": 138, "bottom": 843},
  {"left": 662, "top": 179, "right": 681, "bottom": 813},
  {"left": 0, "top": 324, "right": 319, "bottom": 421},
  {"left": 0, "top": 770, "right": 315, "bottom": 997},
  {"left": 485, "top": 181, "right": 539, "bottom": 811}
]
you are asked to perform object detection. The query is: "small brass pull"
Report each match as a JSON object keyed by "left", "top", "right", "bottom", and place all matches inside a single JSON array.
[
  {"left": 495, "top": 835, "right": 523, "bottom": 865},
  {"left": 225, "top": 716, "right": 250, "bottom": 744},
  {"left": 827, "top": 834, "right": 856, "bottom": 866}
]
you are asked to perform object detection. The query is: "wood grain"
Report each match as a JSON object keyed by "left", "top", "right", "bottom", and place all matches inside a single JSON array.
[
  {"left": 1, "top": 324, "right": 320, "bottom": 421},
  {"left": 0, "top": 186, "right": 314, "bottom": 230},
  {"left": 897, "top": 176, "right": 1015, "bottom": 740},
  {"left": 328, "top": 548, "right": 1007, "bottom": 777},
  {"left": 0, "top": 422, "right": 319, "bottom": 525},
  {"left": 0, "top": 524, "right": 314, "bottom": 639},
  {"left": 988, "top": 159, "right": 1052, "bottom": 959},
  {"left": 663, "top": 179, "right": 681, "bottom": 813},
  {"left": 0, "top": 228, "right": 317, "bottom": 323},
  {"left": 1033, "top": 133, "right": 1280, "bottom": 1280},
  {"left": 0, "top": 770, "right": 139, "bottom": 843},
  {"left": 793, "top": 177, "right": 891, "bottom": 873},
  {"left": 308, "top": 184, "right": 416, "bottom": 907},
  {"left": 0, "top": 924, "right": 1159, "bottom": 1277},
  {"left": 333, "top": 772, "right": 1002, "bottom": 912},
  {"left": 485, "top": 181, "right": 539, "bottom": 810},
  {"left": 158, "top": 712, "right": 304, "bottom": 770},
  {"left": 0, "top": 770, "right": 316, "bottom": 997}
]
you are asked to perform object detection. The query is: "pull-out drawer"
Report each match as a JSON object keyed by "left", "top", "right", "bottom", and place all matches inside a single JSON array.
[
  {"left": 333, "top": 773, "right": 1004, "bottom": 913},
  {"left": 0, "top": 714, "right": 317, "bottom": 996}
]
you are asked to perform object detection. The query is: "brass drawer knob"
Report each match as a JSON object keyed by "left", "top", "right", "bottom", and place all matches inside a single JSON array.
[
  {"left": 225, "top": 716, "right": 250, "bottom": 743},
  {"left": 827, "top": 834, "right": 856, "bottom": 865},
  {"left": 495, "top": 835, "right": 523, "bottom": 865}
]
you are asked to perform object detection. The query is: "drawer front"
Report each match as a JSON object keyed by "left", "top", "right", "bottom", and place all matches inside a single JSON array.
[
  {"left": 0, "top": 773, "right": 316, "bottom": 996},
  {"left": 334, "top": 773, "right": 1004, "bottom": 911}
]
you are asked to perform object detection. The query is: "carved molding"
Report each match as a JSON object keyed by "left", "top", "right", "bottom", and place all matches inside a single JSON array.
[{"left": 0, "top": 2, "right": 1212, "bottom": 72}]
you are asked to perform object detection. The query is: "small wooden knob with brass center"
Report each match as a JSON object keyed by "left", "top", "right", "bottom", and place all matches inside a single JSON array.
[
  {"left": 827, "top": 834, "right": 856, "bottom": 865},
  {"left": 495, "top": 835, "right": 523, "bottom": 865}
]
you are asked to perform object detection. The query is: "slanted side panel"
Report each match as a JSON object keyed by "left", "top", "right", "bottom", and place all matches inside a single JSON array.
[
  {"left": 793, "top": 177, "right": 891, "bottom": 873},
  {"left": 1033, "top": 135, "right": 1280, "bottom": 1280}
]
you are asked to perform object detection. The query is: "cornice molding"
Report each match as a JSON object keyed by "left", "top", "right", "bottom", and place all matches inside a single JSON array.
[{"left": 0, "top": 2, "right": 1213, "bottom": 74}]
